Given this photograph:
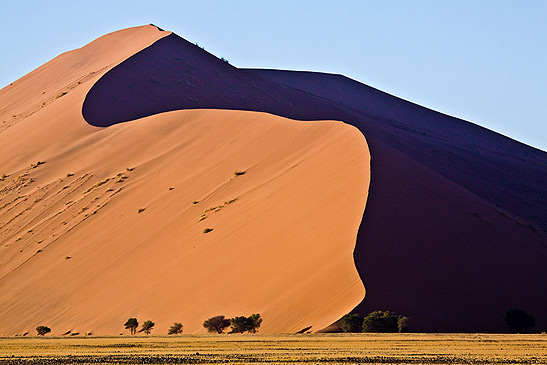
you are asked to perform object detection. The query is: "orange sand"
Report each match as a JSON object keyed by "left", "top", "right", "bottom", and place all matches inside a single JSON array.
[{"left": 0, "top": 25, "right": 370, "bottom": 335}]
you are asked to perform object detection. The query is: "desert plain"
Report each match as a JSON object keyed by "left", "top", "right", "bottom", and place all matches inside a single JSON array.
[{"left": 1, "top": 333, "right": 546, "bottom": 364}]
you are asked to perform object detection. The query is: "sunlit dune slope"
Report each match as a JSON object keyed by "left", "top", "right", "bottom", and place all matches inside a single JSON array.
[{"left": 0, "top": 25, "right": 370, "bottom": 336}]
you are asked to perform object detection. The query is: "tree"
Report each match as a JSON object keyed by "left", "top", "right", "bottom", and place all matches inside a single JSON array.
[
  {"left": 340, "top": 313, "right": 364, "bottom": 333},
  {"left": 229, "top": 314, "right": 262, "bottom": 334},
  {"left": 505, "top": 309, "right": 535, "bottom": 333},
  {"left": 124, "top": 318, "right": 139, "bottom": 335},
  {"left": 230, "top": 316, "right": 248, "bottom": 333},
  {"left": 397, "top": 316, "right": 409, "bottom": 333},
  {"left": 168, "top": 322, "right": 183, "bottom": 335},
  {"left": 362, "top": 311, "right": 399, "bottom": 333},
  {"left": 141, "top": 320, "right": 155, "bottom": 335},
  {"left": 245, "top": 313, "right": 262, "bottom": 333},
  {"left": 36, "top": 326, "right": 51, "bottom": 336},
  {"left": 203, "top": 315, "right": 231, "bottom": 334}
]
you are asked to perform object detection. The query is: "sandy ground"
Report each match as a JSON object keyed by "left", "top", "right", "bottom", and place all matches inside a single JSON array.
[{"left": 1, "top": 334, "right": 546, "bottom": 364}]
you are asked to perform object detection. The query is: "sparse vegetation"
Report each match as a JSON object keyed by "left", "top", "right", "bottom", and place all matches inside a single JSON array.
[
  {"left": 203, "top": 228, "right": 213, "bottom": 234},
  {"left": 362, "top": 311, "right": 403, "bottom": 333},
  {"left": 192, "top": 200, "right": 199, "bottom": 204},
  {"left": 234, "top": 170, "right": 246, "bottom": 176},
  {"left": 203, "top": 315, "right": 231, "bottom": 334},
  {"left": 36, "top": 326, "right": 51, "bottom": 336},
  {"left": 229, "top": 316, "right": 248, "bottom": 334},
  {"left": 230, "top": 314, "right": 262, "bottom": 334},
  {"left": 505, "top": 309, "right": 535, "bottom": 333},
  {"left": 138, "top": 208, "right": 146, "bottom": 214},
  {"left": 398, "top": 316, "right": 409, "bottom": 333},
  {"left": 141, "top": 320, "right": 155, "bottom": 335},
  {"left": 339, "top": 313, "right": 364, "bottom": 333},
  {"left": 167, "top": 322, "right": 183, "bottom": 335},
  {"left": 124, "top": 318, "right": 139, "bottom": 335}
]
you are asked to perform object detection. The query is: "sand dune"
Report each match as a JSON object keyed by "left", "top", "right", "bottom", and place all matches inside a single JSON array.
[
  {"left": 1, "top": 23, "right": 545, "bottom": 335},
  {"left": 0, "top": 25, "right": 369, "bottom": 335},
  {"left": 82, "top": 26, "right": 546, "bottom": 332}
]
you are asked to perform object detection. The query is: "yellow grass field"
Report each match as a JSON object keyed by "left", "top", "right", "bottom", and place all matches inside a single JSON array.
[{"left": 0, "top": 333, "right": 546, "bottom": 364}]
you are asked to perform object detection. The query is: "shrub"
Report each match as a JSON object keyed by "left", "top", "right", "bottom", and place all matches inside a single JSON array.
[
  {"left": 124, "top": 318, "right": 139, "bottom": 335},
  {"left": 36, "top": 326, "right": 51, "bottom": 336},
  {"left": 168, "top": 322, "right": 183, "bottom": 335},
  {"left": 505, "top": 309, "right": 535, "bottom": 333},
  {"left": 397, "top": 316, "right": 409, "bottom": 333},
  {"left": 230, "top": 314, "right": 262, "bottom": 333},
  {"left": 362, "top": 311, "right": 399, "bottom": 333},
  {"left": 203, "top": 228, "right": 213, "bottom": 234},
  {"left": 230, "top": 316, "right": 248, "bottom": 333},
  {"left": 246, "top": 313, "right": 263, "bottom": 333},
  {"left": 234, "top": 170, "right": 246, "bottom": 176},
  {"left": 138, "top": 208, "right": 146, "bottom": 214},
  {"left": 203, "top": 315, "right": 231, "bottom": 334},
  {"left": 339, "top": 313, "right": 364, "bottom": 333},
  {"left": 141, "top": 320, "right": 155, "bottom": 335}
]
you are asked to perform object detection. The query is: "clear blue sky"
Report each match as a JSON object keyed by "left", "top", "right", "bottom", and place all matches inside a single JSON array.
[{"left": 1, "top": 1, "right": 545, "bottom": 150}]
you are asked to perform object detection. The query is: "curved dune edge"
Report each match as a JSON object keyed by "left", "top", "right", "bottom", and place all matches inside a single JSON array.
[{"left": 0, "top": 25, "right": 371, "bottom": 335}]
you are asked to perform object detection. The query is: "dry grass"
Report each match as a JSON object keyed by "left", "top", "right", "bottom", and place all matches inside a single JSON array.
[{"left": 0, "top": 333, "right": 546, "bottom": 364}]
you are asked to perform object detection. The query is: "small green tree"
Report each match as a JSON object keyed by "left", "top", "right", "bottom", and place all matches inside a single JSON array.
[
  {"left": 124, "top": 318, "right": 139, "bottom": 335},
  {"left": 36, "top": 326, "right": 51, "bottom": 336},
  {"left": 168, "top": 322, "right": 183, "bottom": 335},
  {"left": 229, "top": 314, "right": 262, "bottom": 333},
  {"left": 340, "top": 313, "right": 364, "bottom": 333},
  {"left": 230, "top": 316, "right": 248, "bottom": 333},
  {"left": 203, "top": 315, "right": 231, "bottom": 334},
  {"left": 505, "top": 309, "right": 535, "bottom": 333},
  {"left": 245, "top": 313, "right": 262, "bottom": 333},
  {"left": 141, "top": 320, "right": 155, "bottom": 335},
  {"left": 362, "top": 311, "right": 399, "bottom": 333}
]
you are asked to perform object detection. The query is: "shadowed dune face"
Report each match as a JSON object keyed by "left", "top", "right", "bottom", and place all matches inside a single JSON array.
[
  {"left": 0, "top": 26, "right": 370, "bottom": 336},
  {"left": 81, "top": 28, "right": 547, "bottom": 332},
  {"left": 82, "top": 33, "right": 347, "bottom": 127},
  {"left": 245, "top": 70, "right": 547, "bottom": 231}
]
